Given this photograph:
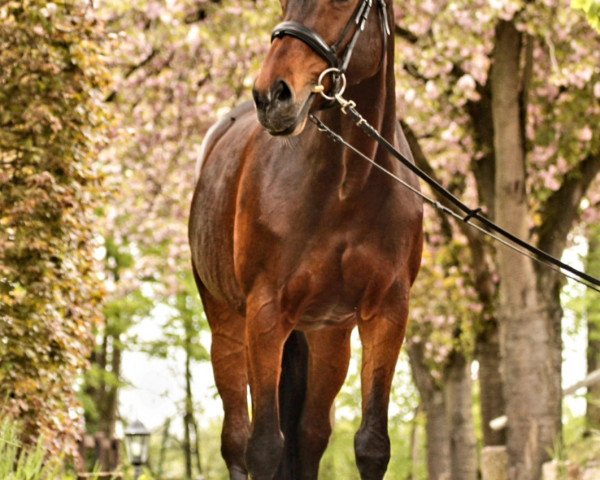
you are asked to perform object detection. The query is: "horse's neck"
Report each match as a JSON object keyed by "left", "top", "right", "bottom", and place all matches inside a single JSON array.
[{"left": 317, "top": 52, "right": 396, "bottom": 200}]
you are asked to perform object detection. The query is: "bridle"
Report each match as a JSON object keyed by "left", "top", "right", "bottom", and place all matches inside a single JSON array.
[{"left": 271, "top": 0, "right": 390, "bottom": 97}]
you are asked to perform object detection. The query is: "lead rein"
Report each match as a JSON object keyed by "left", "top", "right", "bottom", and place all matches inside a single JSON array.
[{"left": 309, "top": 87, "right": 600, "bottom": 293}]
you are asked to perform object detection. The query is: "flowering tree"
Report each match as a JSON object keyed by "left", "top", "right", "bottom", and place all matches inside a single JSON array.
[
  {"left": 395, "top": 0, "right": 599, "bottom": 477},
  {"left": 95, "top": 0, "right": 274, "bottom": 312}
]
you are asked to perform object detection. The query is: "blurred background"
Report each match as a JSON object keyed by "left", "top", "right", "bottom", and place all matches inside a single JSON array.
[{"left": 0, "top": 0, "right": 599, "bottom": 478}]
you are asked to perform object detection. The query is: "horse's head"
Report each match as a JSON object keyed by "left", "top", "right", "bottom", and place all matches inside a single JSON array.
[{"left": 253, "top": 0, "right": 390, "bottom": 136}]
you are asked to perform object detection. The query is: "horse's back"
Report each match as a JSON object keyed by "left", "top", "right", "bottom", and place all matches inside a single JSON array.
[
  {"left": 189, "top": 101, "right": 257, "bottom": 312},
  {"left": 194, "top": 101, "right": 256, "bottom": 182}
]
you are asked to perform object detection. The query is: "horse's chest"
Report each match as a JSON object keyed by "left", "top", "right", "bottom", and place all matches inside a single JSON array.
[{"left": 278, "top": 242, "right": 400, "bottom": 329}]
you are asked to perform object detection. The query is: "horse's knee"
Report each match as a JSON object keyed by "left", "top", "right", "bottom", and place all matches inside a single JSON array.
[
  {"left": 300, "top": 421, "right": 331, "bottom": 452},
  {"left": 354, "top": 425, "right": 391, "bottom": 480},
  {"left": 245, "top": 428, "right": 284, "bottom": 480}
]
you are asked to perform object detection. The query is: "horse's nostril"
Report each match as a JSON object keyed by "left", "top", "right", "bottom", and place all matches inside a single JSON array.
[
  {"left": 252, "top": 87, "right": 269, "bottom": 112},
  {"left": 272, "top": 79, "right": 293, "bottom": 105},
  {"left": 252, "top": 80, "right": 293, "bottom": 119}
]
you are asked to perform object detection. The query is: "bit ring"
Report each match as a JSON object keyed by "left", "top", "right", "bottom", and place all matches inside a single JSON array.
[{"left": 312, "top": 68, "right": 347, "bottom": 101}]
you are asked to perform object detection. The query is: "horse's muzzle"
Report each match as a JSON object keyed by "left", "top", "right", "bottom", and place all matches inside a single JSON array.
[{"left": 252, "top": 79, "right": 307, "bottom": 136}]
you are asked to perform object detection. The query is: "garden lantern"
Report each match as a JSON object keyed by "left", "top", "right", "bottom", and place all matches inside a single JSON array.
[{"left": 124, "top": 419, "right": 150, "bottom": 478}]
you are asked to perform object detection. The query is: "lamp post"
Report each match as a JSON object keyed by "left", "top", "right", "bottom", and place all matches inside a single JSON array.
[{"left": 125, "top": 419, "right": 150, "bottom": 480}]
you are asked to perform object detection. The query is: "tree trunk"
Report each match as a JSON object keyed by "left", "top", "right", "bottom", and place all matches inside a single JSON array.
[
  {"left": 157, "top": 417, "right": 171, "bottom": 480},
  {"left": 409, "top": 405, "right": 422, "bottom": 480},
  {"left": 99, "top": 336, "right": 121, "bottom": 438},
  {"left": 586, "top": 225, "right": 600, "bottom": 431},
  {"left": 445, "top": 352, "right": 477, "bottom": 480},
  {"left": 427, "top": 395, "right": 451, "bottom": 480},
  {"left": 492, "top": 20, "right": 561, "bottom": 480},
  {"left": 86, "top": 331, "right": 121, "bottom": 441},
  {"left": 476, "top": 318, "right": 506, "bottom": 446},
  {"left": 183, "top": 342, "right": 194, "bottom": 480},
  {"left": 408, "top": 343, "right": 451, "bottom": 480},
  {"left": 588, "top": 320, "right": 600, "bottom": 431},
  {"left": 95, "top": 333, "right": 109, "bottom": 429},
  {"left": 191, "top": 416, "right": 204, "bottom": 476}
]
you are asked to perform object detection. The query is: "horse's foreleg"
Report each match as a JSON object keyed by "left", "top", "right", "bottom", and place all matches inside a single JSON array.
[
  {"left": 298, "top": 327, "right": 353, "bottom": 480},
  {"left": 355, "top": 316, "right": 407, "bottom": 480},
  {"left": 201, "top": 290, "right": 250, "bottom": 480},
  {"left": 245, "top": 290, "right": 293, "bottom": 480}
]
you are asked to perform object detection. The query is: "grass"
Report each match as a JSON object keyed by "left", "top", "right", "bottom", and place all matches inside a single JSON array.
[{"left": 0, "top": 420, "right": 64, "bottom": 480}]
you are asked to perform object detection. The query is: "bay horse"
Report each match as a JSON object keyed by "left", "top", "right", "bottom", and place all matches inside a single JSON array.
[{"left": 189, "top": 0, "right": 423, "bottom": 478}]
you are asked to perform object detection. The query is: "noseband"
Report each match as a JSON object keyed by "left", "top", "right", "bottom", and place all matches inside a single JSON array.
[{"left": 271, "top": 0, "right": 390, "bottom": 75}]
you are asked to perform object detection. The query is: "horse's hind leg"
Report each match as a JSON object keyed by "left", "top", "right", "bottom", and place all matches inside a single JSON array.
[
  {"left": 298, "top": 327, "right": 353, "bottom": 479},
  {"left": 198, "top": 285, "right": 250, "bottom": 480},
  {"left": 355, "top": 313, "right": 407, "bottom": 480}
]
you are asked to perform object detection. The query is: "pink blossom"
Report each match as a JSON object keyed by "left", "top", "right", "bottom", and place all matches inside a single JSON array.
[{"left": 577, "top": 126, "right": 593, "bottom": 142}]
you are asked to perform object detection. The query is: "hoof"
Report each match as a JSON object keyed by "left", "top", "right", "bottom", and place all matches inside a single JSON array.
[
  {"left": 246, "top": 430, "right": 285, "bottom": 480},
  {"left": 229, "top": 465, "right": 248, "bottom": 480},
  {"left": 354, "top": 426, "right": 390, "bottom": 480}
]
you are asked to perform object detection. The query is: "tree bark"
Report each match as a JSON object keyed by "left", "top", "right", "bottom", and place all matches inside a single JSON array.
[
  {"left": 586, "top": 225, "right": 600, "bottom": 431},
  {"left": 409, "top": 405, "right": 422, "bottom": 480},
  {"left": 445, "top": 351, "right": 478, "bottom": 480},
  {"left": 408, "top": 342, "right": 451, "bottom": 480},
  {"left": 477, "top": 319, "right": 506, "bottom": 446},
  {"left": 492, "top": 20, "right": 561, "bottom": 480}
]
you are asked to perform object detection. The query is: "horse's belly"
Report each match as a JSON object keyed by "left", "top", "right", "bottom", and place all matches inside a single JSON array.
[{"left": 295, "top": 308, "right": 358, "bottom": 331}]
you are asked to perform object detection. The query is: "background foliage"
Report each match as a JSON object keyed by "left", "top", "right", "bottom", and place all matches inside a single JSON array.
[
  {"left": 0, "top": 0, "right": 110, "bottom": 456},
  {"left": 1, "top": 0, "right": 599, "bottom": 478},
  {"left": 572, "top": 0, "right": 600, "bottom": 30}
]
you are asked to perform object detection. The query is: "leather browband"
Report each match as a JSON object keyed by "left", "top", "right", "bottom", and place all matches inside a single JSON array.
[{"left": 271, "top": 21, "right": 340, "bottom": 69}]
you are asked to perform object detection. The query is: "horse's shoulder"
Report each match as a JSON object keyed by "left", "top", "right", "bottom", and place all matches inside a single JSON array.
[{"left": 195, "top": 101, "right": 256, "bottom": 182}]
